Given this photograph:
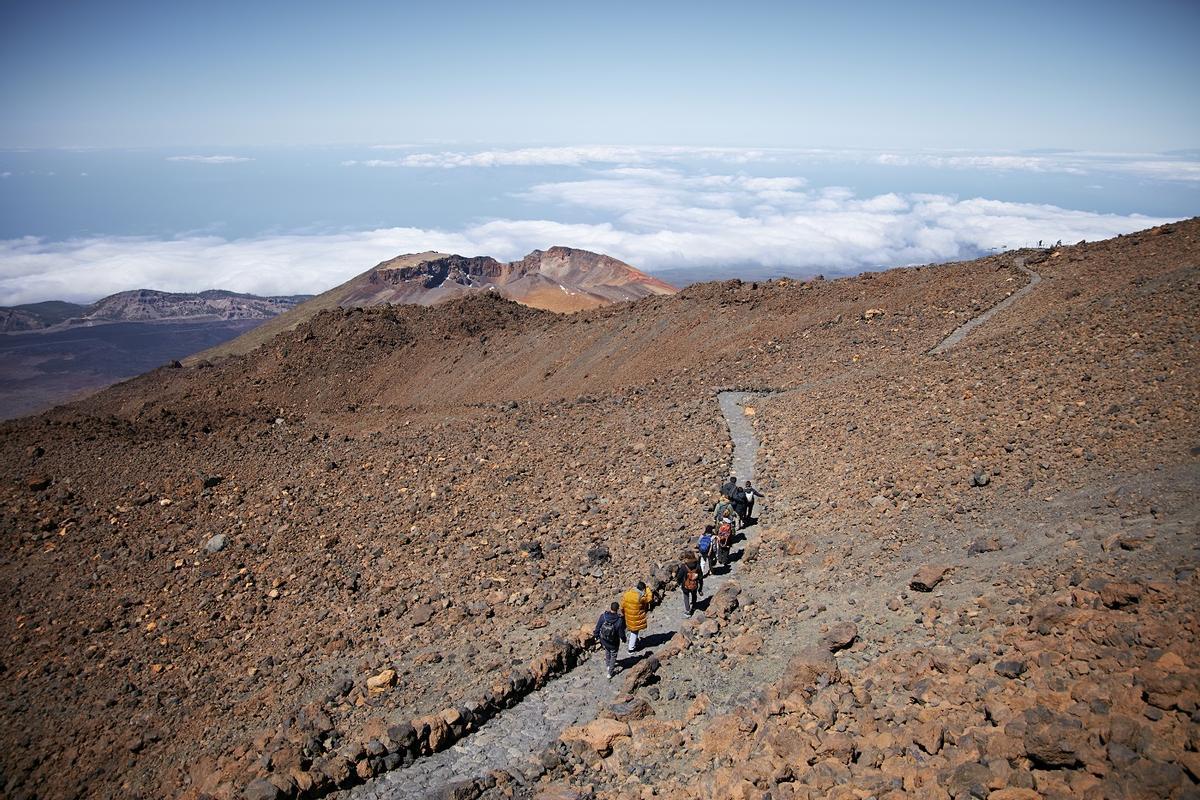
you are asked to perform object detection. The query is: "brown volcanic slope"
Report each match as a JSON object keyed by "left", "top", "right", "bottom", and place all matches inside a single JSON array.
[
  {"left": 195, "top": 246, "right": 676, "bottom": 362},
  {"left": 0, "top": 221, "right": 1196, "bottom": 800}
]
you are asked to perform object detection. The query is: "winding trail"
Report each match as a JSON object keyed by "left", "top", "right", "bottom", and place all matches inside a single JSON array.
[
  {"left": 340, "top": 260, "right": 1043, "bottom": 797},
  {"left": 929, "top": 257, "right": 1042, "bottom": 354},
  {"left": 341, "top": 393, "right": 763, "bottom": 799}
]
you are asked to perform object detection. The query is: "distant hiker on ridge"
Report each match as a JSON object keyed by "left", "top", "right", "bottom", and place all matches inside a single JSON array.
[
  {"left": 621, "top": 581, "right": 653, "bottom": 653},
  {"left": 593, "top": 601, "right": 626, "bottom": 679},
  {"left": 675, "top": 550, "right": 703, "bottom": 617}
]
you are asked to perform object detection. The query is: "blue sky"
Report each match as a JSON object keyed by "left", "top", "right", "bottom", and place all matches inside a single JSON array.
[
  {"left": 0, "top": 2, "right": 1196, "bottom": 304},
  {"left": 2, "top": 0, "right": 1197, "bottom": 150}
]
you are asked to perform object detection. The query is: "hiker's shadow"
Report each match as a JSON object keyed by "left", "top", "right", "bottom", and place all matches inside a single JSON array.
[
  {"left": 638, "top": 631, "right": 674, "bottom": 649},
  {"left": 693, "top": 594, "right": 713, "bottom": 613}
]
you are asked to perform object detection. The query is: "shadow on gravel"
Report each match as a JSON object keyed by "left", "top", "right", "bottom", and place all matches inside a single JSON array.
[{"left": 636, "top": 631, "right": 675, "bottom": 650}]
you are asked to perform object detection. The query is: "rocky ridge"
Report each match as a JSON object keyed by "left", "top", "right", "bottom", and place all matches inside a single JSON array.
[{"left": 0, "top": 290, "right": 308, "bottom": 333}]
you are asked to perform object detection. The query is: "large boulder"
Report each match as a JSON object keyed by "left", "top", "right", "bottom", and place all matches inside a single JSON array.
[
  {"left": 778, "top": 646, "right": 840, "bottom": 697},
  {"left": 1022, "top": 706, "right": 1086, "bottom": 768},
  {"left": 560, "top": 719, "right": 631, "bottom": 756}
]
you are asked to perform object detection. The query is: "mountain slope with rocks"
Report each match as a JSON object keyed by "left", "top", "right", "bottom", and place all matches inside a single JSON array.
[{"left": 0, "top": 220, "right": 1195, "bottom": 800}]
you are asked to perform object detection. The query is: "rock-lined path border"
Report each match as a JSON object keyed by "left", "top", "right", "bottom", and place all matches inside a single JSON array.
[
  {"left": 339, "top": 393, "right": 763, "bottom": 799},
  {"left": 929, "top": 257, "right": 1042, "bottom": 354}
]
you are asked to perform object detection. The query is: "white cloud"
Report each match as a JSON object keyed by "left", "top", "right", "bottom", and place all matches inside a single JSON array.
[
  {"left": 871, "top": 150, "right": 1200, "bottom": 181},
  {"left": 166, "top": 155, "right": 253, "bottom": 164},
  {"left": 0, "top": 165, "right": 1174, "bottom": 306},
  {"left": 344, "top": 145, "right": 776, "bottom": 169},
  {"left": 338, "top": 144, "right": 1200, "bottom": 182}
]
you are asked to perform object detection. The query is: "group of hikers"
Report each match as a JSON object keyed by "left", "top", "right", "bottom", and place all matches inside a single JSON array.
[{"left": 592, "top": 476, "right": 763, "bottom": 679}]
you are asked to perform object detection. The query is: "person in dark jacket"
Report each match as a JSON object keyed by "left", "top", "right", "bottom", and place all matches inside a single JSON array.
[
  {"left": 593, "top": 601, "right": 626, "bottom": 678},
  {"left": 720, "top": 474, "right": 738, "bottom": 500},
  {"left": 674, "top": 551, "right": 704, "bottom": 616},
  {"left": 742, "top": 480, "right": 765, "bottom": 523},
  {"left": 732, "top": 483, "right": 750, "bottom": 526}
]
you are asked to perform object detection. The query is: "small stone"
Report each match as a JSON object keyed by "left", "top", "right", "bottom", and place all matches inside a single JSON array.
[
  {"left": 968, "top": 536, "right": 1002, "bottom": 555},
  {"left": 821, "top": 622, "right": 858, "bottom": 652},
  {"left": 607, "top": 696, "right": 653, "bottom": 722},
  {"left": 730, "top": 632, "right": 763, "bottom": 655},
  {"left": 242, "top": 778, "right": 283, "bottom": 800},
  {"left": 910, "top": 565, "right": 949, "bottom": 592},
  {"left": 622, "top": 656, "right": 659, "bottom": 693},
  {"left": 995, "top": 660, "right": 1027, "bottom": 678},
  {"left": 560, "top": 718, "right": 630, "bottom": 755},
  {"left": 367, "top": 669, "right": 397, "bottom": 695},
  {"left": 1099, "top": 581, "right": 1143, "bottom": 608},
  {"left": 205, "top": 534, "right": 227, "bottom": 553}
]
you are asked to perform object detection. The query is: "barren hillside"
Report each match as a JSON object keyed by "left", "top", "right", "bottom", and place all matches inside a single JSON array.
[{"left": 0, "top": 221, "right": 1196, "bottom": 800}]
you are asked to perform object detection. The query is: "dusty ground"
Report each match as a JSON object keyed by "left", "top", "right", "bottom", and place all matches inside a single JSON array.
[{"left": 0, "top": 220, "right": 1196, "bottom": 799}]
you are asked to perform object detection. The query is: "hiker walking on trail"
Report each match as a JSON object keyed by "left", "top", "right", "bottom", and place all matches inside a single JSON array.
[
  {"left": 720, "top": 474, "right": 738, "bottom": 500},
  {"left": 697, "top": 524, "right": 716, "bottom": 575},
  {"left": 621, "top": 581, "right": 653, "bottom": 653},
  {"left": 713, "top": 494, "right": 737, "bottom": 531},
  {"left": 593, "top": 601, "right": 626, "bottom": 679},
  {"left": 712, "top": 496, "right": 737, "bottom": 569},
  {"left": 675, "top": 551, "right": 703, "bottom": 616},
  {"left": 732, "top": 482, "right": 750, "bottom": 527},
  {"left": 742, "top": 480, "right": 764, "bottom": 524}
]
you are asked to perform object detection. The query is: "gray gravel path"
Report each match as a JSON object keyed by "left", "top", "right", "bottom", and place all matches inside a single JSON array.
[{"left": 929, "top": 257, "right": 1042, "bottom": 354}]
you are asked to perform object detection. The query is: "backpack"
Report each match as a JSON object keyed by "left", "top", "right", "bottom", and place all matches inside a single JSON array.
[
  {"left": 717, "top": 521, "right": 733, "bottom": 544},
  {"left": 598, "top": 615, "right": 619, "bottom": 647},
  {"left": 698, "top": 534, "right": 713, "bottom": 555},
  {"left": 683, "top": 566, "right": 699, "bottom": 591}
]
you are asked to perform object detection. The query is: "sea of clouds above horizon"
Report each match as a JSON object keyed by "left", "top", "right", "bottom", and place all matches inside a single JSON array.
[{"left": 0, "top": 145, "right": 1193, "bottom": 305}]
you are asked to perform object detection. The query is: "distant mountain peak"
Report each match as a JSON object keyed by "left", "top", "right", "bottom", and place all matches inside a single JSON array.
[
  {"left": 357, "top": 248, "right": 675, "bottom": 310},
  {"left": 194, "top": 246, "right": 675, "bottom": 361}
]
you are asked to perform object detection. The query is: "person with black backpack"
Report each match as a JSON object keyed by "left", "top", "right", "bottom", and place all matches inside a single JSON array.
[
  {"left": 675, "top": 551, "right": 704, "bottom": 616},
  {"left": 593, "top": 601, "right": 626, "bottom": 679},
  {"left": 732, "top": 483, "right": 750, "bottom": 527}
]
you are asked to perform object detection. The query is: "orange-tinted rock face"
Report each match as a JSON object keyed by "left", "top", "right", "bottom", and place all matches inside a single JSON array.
[{"left": 348, "top": 248, "right": 676, "bottom": 312}]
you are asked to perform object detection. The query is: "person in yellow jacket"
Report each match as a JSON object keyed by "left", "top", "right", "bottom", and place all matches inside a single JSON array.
[{"left": 621, "top": 581, "right": 653, "bottom": 653}]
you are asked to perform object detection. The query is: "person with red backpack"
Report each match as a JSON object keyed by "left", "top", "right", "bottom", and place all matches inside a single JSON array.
[
  {"left": 713, "top": 495, "right": 738, "bottom": 568},
  {"left": 675, "top": 551, "right": 704, "bottom": 616}
]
